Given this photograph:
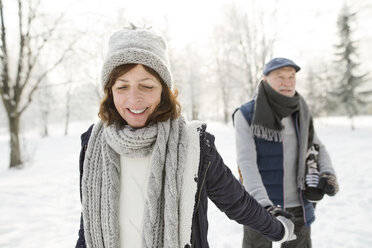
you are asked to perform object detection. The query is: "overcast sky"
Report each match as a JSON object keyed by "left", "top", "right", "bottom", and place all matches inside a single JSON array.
[
  {"left": 54, "top": 0, "right": 369, "bottom": 56},
  {"left": 4, "top": 0, "right": 371, "bottom": 82}
]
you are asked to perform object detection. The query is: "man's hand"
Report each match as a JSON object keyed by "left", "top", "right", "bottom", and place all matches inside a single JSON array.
[
  {"left": 266, "top": 205, "right": 295, "bottom": 220},
  {"left": 318, "top": 173, "right": 339, "bottom": 196}
]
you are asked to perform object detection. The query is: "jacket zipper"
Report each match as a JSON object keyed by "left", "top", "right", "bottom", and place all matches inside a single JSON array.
[
  {"left": 191, "top": 160, "right": 211, "bottom": 248},
  {"left": 299, "top": 191, "right": 307, "bottom": 224},
  {"left": 281, "top": 141, "right": 286, "bottom": 210}
]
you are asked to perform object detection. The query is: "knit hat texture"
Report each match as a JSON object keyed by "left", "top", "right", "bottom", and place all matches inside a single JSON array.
[{"left": 101, "top": 27, "right": 173, "bottom": 88}]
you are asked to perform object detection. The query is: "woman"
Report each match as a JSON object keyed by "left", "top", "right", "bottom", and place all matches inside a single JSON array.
[{"left": 75, "top": 26, "right": 295, "bottom": 248}]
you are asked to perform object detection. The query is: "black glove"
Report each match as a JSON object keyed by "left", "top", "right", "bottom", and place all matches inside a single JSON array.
[
  {"left": 318, "top": 173, "right": 339, "bottom": 196},
  {"left": 265, "top": 205, "right": 295, "bottom": 220}
]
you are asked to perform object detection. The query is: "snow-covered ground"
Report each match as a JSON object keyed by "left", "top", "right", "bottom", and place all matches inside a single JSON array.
[{"left": 0, "top": 116, "right": 371, "bottom": 248}]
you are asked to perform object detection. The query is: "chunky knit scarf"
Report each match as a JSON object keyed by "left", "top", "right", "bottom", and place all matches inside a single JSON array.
[{"left": 81, "top": 117, "right": 187, "bottom": 248}]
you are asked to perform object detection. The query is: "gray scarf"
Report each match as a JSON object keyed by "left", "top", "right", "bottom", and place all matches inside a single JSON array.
[
  {"left": 252, "top": 81, "right": 300, "bottom": 142},
  {"left": 82, "top": 117, "right": 187, "bottom": 248}
]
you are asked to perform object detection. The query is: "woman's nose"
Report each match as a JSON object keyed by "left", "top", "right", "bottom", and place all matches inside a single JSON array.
[{"left": 128, "top": 88, "right": 143, "bottom": 102}]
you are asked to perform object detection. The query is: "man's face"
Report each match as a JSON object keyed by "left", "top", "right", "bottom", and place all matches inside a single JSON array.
[{"left": 263, "top": 67, "right": 297, "bottom": 97}]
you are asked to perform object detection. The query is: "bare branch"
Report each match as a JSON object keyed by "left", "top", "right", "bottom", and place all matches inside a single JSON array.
[
  {"left": 14, "top": 0, "right": 26, "bottom": 100},
  {"left": 19, "top": 11, "right": 66, "bottom": 98},
  {"left": 32, "top": 12, "right": 65, "bottom": 60},
  {"left": 0, "top": 0, "right": 10, "bottom": 96},
  {"left": 24, "top": 0, "right": 38, "bottom": 76},
  {"left": 18, "top": 38, "right": 77, "bottom": 115}
]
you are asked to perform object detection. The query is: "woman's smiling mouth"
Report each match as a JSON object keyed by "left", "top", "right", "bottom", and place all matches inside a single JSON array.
[{"left": 128, "top": 108, "right": 147, "bottom": 114}]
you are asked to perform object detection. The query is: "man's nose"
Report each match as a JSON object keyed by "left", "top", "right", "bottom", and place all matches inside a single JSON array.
[{"left": 282, "top": 79, "right": 292, "bottom": 86}]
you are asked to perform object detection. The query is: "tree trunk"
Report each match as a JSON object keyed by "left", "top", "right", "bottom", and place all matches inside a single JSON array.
[
  {"left": 9, "top": 114, "right": 22, "bottom": 168},
  {"left": 222, "top": 88, "right": 229, "bottom": 124},
  {"left": 223, "top": 108, "right": 229, "bottom": 124},
  {"left": 349, "top": 115, "right": 355, "bottom": 130},
  {"left": 41, "top": 108, "right": 49, "bottom": 137},
  {"left": 64, "top": 106, "right": 70, "bottom": 136},
  {"left": 64, "top": 84, "right": 71, "bottom": 136},
  {"left": 192, "top": 102, "right": 198, "bottom": 121}
]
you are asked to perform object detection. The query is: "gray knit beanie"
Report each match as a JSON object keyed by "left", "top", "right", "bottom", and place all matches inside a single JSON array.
[{"left": 101, "top": 27, "right": 173, "bottom": 89}]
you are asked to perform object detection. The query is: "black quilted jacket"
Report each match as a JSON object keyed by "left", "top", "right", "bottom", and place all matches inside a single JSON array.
[{"left": 75, "top": 124, "right": 284, "bottom": 248}]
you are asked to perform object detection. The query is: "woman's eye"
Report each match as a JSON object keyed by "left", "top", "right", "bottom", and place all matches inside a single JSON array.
[
  {"left": 118, "top": 86, "right": 128, "bottom": 90},
  {"left": 142, "top": 85, "right": 154, "bottom": 89}
]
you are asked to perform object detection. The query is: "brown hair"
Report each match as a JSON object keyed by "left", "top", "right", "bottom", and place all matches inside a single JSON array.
[{"left": 98, "top": 64, "right": 181, "bottom": 126}]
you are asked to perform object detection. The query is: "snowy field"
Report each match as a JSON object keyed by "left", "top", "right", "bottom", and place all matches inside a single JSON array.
[{"left": 0, "top": 116, "right": 372, "bottom": 248}]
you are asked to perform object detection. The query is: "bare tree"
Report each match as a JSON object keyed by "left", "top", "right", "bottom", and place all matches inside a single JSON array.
[
  {"left": 172, "top": 44, "right": 205, "bottom": 120},
  {"left": 304, "top": 63, "right": 338, "bottom": 117},
  {"left": 235, "top": 2, "right": 277, "bottom": 97},
  {"left": 64, "top": 81, "right": 72, "bottom": 136},
  {"left": 210, "top": 1, "right": 277, "bottom": 122},
  {"left": 212, "top": 46, "right": 237, "bottom": 123},
  {"left": 37, "top": 80, "right": 52, "bottom": 137},
  {"left": 0, "top": 0, "right": 75, "bottom": 168},
  {"left": 158, "top": 17, "right": 204, "bottom": 120}
]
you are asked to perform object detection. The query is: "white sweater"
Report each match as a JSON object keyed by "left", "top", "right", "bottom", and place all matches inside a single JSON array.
[
  {"left": 117, "top": 120, "right": 202, "bottom": 247},
  {"left": 119, "top": 154, "right": 152, "bottom": 248}
]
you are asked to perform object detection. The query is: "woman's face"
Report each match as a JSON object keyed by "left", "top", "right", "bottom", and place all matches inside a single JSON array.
[{"left": 112, "top": 64, "right": 162, "bottom": 128}]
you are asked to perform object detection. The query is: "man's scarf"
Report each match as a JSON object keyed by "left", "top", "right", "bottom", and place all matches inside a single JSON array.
[
  {"left": 252, "top": 81, "right": 314, "bottom": 189},
  {"left": 252, "top": 81, "right": 300, "bottom": 142}
]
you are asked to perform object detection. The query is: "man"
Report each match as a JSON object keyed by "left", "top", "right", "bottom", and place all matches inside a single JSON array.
[{"left": 233, "top": 58, "right": 339, "bottom": 248}]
